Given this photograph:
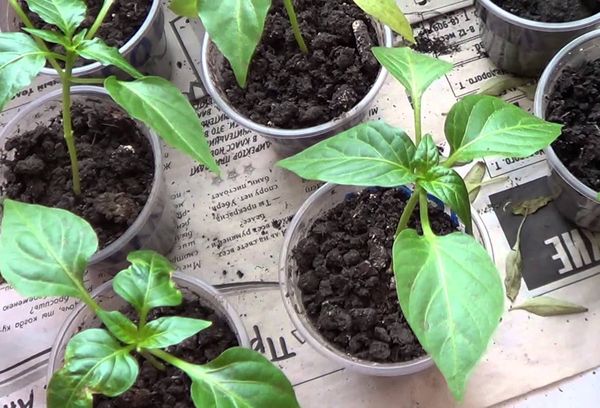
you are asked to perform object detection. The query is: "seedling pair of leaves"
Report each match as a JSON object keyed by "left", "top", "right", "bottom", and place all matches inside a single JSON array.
[
  {"left": 1, "top": 0, "right": 218, "bottom": 196},
  {"left": 0, "top": 199, "right": 300, "bottom": 408},
  {"left": 169, "top": 0, "right": 415, "bottom": 88},
  {"left": 278, "top": 47, "right": 563, "bottom": 399}
]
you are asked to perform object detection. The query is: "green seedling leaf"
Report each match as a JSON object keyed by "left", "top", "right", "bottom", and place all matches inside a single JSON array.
[
  {"left": 512, "top": 195, "right": 554, "bottom": 216},
  {"left": 413, "top": 134, "right": 439, "bottom": 173},
  {"left": 353, "top": 0, "right": 415, "bottom": 43},
  {"left": 372, "top": 47, "right": 452, "bottom": 108},
  {"left": 0, "top": 33, "right": 47, "bottom": 110},
  {"left": 464, "top": 162, "right": 486, "bottom": 203},
  {"left": 77, "top": 39, "right": 143, "bottom": 79},
  {"left": 25, "top": 0, "right": 86, "bottom": 35},
  {"left": 138, "top": 316, "right": 212, "bottom": 349},
  {"left": 393, "top": 230, "right": 503, "bottom": 400},
  {"left": 478, "top": 75, "right": 530, "bottom": 97},
  {"left": 47, "top": 329, "right": 138, "bottom": 408},
  {"left": 418, "top": 166, "right": 471, "bottom": 228},
  {"left": 22, "top": 28, "right": 69, "bottom": 46},
  {"left": 181, "top": 347, "right": 301, "bottom": 408},
  {"left": 445, "top": 95, "right": 562, "bottom": 164},
  {"left": 512, "top": 297, "right": 588, "bottom": 317},
  {"left": 169, "top": 0, "right": 201, "bottom": 17},
  {"left": 505, "top": 215, "right": 526, "bottom": 303},
  {"left": 199, "top": 0, "right": 271, "bottom": 87},
  {"left": 113, "top": 250, "right": 182, "bottom": 319},
  {"left": 96, "top": 310, "right": 138, "bottom": 344},
  {"left": 278, "top": 121, "right": 417, "bottom": 187},
  {"left": 104, "top": 76, "right": 219, "bottom": 173},
  {"left": 0, "top": 200, "right": 97, "bottom": 299}
]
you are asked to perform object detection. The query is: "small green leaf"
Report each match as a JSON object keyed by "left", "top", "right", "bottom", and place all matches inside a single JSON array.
[
  {"left": 25, "top": 0, "right": 86, "bottom": 35},
  {"left": 418, "top": 166, "right": 471, "bottom": 227},
  {"left": 22, "top": 28, "right": 69, "bottom": 46},
  {"left": 413, "top": 134, "right": 439, "bottom": 172},
  {"left": 0, "top": 200, "right": 97, "bottom": 299},
  {"left": 169, "top": 0, "right": 201, "bottom": 17},
  {"left": 104, "top": 76, "right": 219, "bottom": 173},
  {"left": 47, "top": 329, "right": 138, "bottom": 408},
  {"left": 445, "top": 95, "right": 563, "bottom": 164},
  {"left": 372, "top": 47, "right": 453, "bottom": 108},
  {"left": 464, "top": 162, "right": 486, "bottom": 203},
  {"left": 181, "top": 348, "right": 301, "bottom": 408},
  {"left": 199, "top": 0, "right": 271, "bottom": 87},
  {"left": 113, "top": 250, "right": 182, "bottom": 319},
  {"left": 0, "top": 33, "right": 47, "bottom": 110},
  {"left": 512, "top": 297, "right": 588, "bottom": 317},
  {"left": 138, "top": 317, "right": 212, "bottom": 349},
  {"left": 77, "top": 39, "right": 143, "bottom": 79},
  {"left": 96, "top": 310, "right": 138, "bottom": 344},
  {"left": 478, "top": 76, "right": 530, "bottom": 97},
  {"left": 505, "top": 215, "right": 527, "bottom": 303},
  {"left": 512, "top": 195, "right": 554, "bottom": 216},
  {"left": 393, "top": 230, "right": 503, "bottom": 400},
  {"left": 353, "top": 0, "right": 415, "bottom": 43},
  {"left": 278, "top": 121, "right": 417, "bottom": 187}
]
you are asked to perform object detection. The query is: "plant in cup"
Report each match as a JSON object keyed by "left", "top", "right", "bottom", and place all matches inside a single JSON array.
[
  {"left": 278, "top": 46, "right": 562, "bottom": 398},
  {"left": 0, "top": 199, "right": 300, "bottom": 408},
  {"left": 1, "top": 0, "right": 218, "bottom": 196}
]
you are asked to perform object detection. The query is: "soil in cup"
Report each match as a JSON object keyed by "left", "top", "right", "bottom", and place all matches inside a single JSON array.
[
  {"left": 94, "top": 299, "right": 239, "bottom": 407},
  {"left": 1, "top": 102, "right": 154, "bottom": 248},
  {"left": 293, "top": 188, "right": 458, "bottom": 363},
  {"left": 491, "top": 0, "right": 600, "bottom": 23},
  {"left": 546, "top": 58, "right": 600, "bottom": 191},
  {"left": 221, "top": 0, "right": 380, "bottom": 129}
]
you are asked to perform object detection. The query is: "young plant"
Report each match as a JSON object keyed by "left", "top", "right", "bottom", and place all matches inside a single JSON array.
[
  {"left": 0, "top": 199, "right": 300, "bottom": 408},
  {"left": 277, "top": 47, "right": 563, "bottom": 399},
  {"left": 169, "top": 0, "right": 415, "bottom": 88},
  {"left": 1, "top": 0, "right": 218, "bottom": 196}
]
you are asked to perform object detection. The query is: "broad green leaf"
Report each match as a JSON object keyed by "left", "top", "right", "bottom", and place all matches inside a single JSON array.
[
  {"left": 104, "top": 76, "right": 219, "bottom": 173},
  {"left": 138, "top": 316, "right": 212, "bottom": 349},
  {"left": 413, "top": 134, "right": 439, "bottom": 173},
  {"left": 512, "top": 297, "right": 588, "bottom": 317},
  {"left": 278, "top": 121, "right": 417, "bottom": 187},
  {"left": 22, "top": 28, "right": 69, "bottom": 46},
  {"left": 445, "top": 95, "right": 562, "bottom": 164},
  {"left": 393, "top": 230, "right": 503, "bottom": 399},
  {"left": 112, "top": 250, "right": 182, "bottom": 318},
  {"left": 199, "top": 0, "right": 271, "bottom": 87},
  {"left": 418, "top": 166, "right": 471, "bottom": 228},
  {"left": 181, "top": 348, "right": 300, "bottom": 408},
  {"left": 0, "top": 33, "right": 47, "bottom": 110},
  {"left": 0, "top": 200, "right": 97, "bottom": 299},
  {"left": 97, "top": 310, "right": 138, "bottom": 344},
  {"left": 353, "top": 0, "right": 415, "bottom": 43},
  {"left": 47, "top": 329, "right": 138, "bottom": 408},
  {"left": 77, "top": 39, "right": 143, "bottom": 79},
  {"left": 372, "top": 47, "right": 452, "bottom": 107},
  {"left": 169, "top": 0, "right": 201, "bottom": 17},
  {"left": 464, "top": 162, "right": 486, "bottom": 203},
  {"left": 25, "top": 0, "right": 86, "bottom": 35}
]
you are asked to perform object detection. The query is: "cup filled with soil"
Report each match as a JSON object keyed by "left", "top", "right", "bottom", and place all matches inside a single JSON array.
[
  {"left": 279, "top": 183, "right": 493, "bottom": 375},
  {"left": 48, "top": 273, "right": 249, "bottom": 408},
  {"left": 200, "top": 0, "right": 392, "bottom": 157},
  {"left": 535, "top": 29, "right": 600, "bottom": 230},
  {"left": 0, "top": 86, "right": 176, "bottom": 272},
  {"left": 476, "top": 0, "right": 600, "bottom": 77},
  {"left": 0, "top": 0, "right": 170, "bottom": 78}
]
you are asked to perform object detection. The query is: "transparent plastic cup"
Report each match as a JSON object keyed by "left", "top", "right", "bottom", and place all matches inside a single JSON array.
[
  {"left": 535, "top": 29, "right": 600, "bottom": 231},
  {"left": 279, "top": 183, "right": 494, "bottom": 376},
  {"left": 47, "top": 273, "right": 250, "bottom": 377},
  {"left": 476, "top": 0, "right": 600, "bottom": 77},
  {"left": 200, "top": 21, "right": 392, "bottom": 157},
  {"left": 0, "top": 0, "right": 171, "bottom": 78},
  {"left": 0, "top": 86, "right": 177, "bottom": 273}
]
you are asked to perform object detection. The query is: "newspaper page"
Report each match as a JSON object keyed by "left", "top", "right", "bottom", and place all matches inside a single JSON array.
[{"left": 3, "top": 2, "right": 600, "bottom": 408}]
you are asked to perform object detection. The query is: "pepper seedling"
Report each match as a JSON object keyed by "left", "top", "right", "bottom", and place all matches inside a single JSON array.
[
  {"left": 0, "top": 199, "right": 300, "bottom": 408},
  {"left": 1, "top": 0, "right": 218, "bottom": 196},
  {"left": 277, "top": 47, "right": 563, "bottom": 399},
  {"left": 169, "top": 0, "right": 415, "bottom": 88}
]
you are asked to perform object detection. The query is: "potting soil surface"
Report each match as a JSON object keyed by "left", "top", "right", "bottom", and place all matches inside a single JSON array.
[
  {"left": 293, "top": 187, "right": 458, "bottom": 363},
  {"left": 491, "top": 0, "right": 599, "bottom": 23}
]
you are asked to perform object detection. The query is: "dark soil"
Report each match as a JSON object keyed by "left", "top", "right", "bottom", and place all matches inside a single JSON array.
[
  {"left": 20, "top": 0, "right": 152, "bottom": 67},
  {"left": 412, "top": 32, "right": 460, "bottom": 56},
  {"left": 293, "top": 187, "right": 458, "bottom": 363},
  {"left": 1, "top": 102, "right": 154, "bottom": 248},
  {"left": 94, "top": 299, "right": 239, "bottom": 408},
  {"left": 222, "top": 0, "right": 380, "bottom": 129},
  {"left": 491, "top": 0, "right": 599, "bottom": 23},
  {"left": 546, "top": 58, "right": 600, "bottom": 191}
]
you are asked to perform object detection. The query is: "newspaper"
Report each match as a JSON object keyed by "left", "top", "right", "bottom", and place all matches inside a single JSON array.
[{"left": 3, "top": 1, "right": 600, "bottom": 407}]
